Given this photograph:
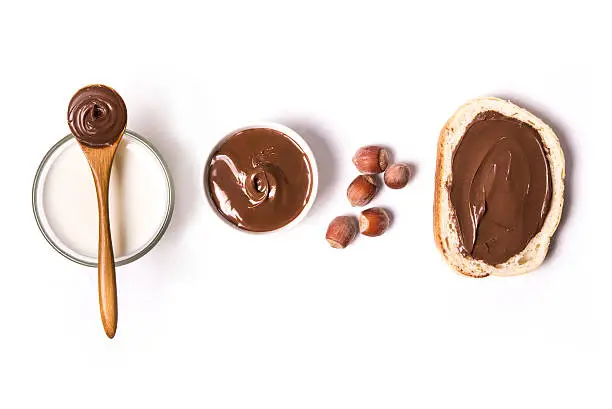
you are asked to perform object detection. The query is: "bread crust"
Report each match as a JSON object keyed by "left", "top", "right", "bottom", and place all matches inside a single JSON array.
[{"left": 434, "top": 97, "right": 565, "bottom": 278}]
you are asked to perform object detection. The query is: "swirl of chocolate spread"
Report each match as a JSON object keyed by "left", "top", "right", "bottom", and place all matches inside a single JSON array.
[
  {"left": 450, "top": 111, "right": 552, "bottom": 265},
  {"left": 207, "top": 127, "right": 314, "bottom": 232},
  {"left": 67, "top": 85, "right": 127, "bottom": 147}
]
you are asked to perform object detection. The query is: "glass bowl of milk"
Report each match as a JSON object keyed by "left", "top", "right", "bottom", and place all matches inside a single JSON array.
[{"left": 32, "top": 130, "right": 174, "bottom": 266}]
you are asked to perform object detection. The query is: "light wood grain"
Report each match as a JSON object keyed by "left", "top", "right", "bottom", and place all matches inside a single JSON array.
[{"left": 79, "top": 137, "right": 123, "bottom": 338}]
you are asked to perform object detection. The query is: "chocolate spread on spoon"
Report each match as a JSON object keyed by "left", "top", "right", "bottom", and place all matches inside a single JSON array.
[{"left": 67, "top": 85, "right": 127, "bottom": 147}]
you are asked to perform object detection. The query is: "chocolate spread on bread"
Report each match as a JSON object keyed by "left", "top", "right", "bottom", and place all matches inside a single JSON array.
[{"left": 450, "top": 111, "right": 552, "bottom": 265}]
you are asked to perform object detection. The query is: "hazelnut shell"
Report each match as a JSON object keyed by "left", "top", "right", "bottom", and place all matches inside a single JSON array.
[
  {"left": 384, "top": 163, "right": 410, "bottom": 189},
  {"left": 352, "top": 146, "right": 390, "bottom": 174},
  {"left": 326, "top": 216, "right": 358, "bottom": 248},
  {"left": 359, "top": 207, "right": 390, "bottom": 237},
  {"left": 347, "top": 175, "right": 378, "bottom": 207}
]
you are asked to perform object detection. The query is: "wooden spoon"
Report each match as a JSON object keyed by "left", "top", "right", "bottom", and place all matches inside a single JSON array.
[{"left": 68, "top": 84, "right": 127, "bottom": 338}]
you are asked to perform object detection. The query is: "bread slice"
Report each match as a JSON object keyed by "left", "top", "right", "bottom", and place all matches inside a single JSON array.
[{"left": 434, "top": 97, "right": 565, "bottom": 278}]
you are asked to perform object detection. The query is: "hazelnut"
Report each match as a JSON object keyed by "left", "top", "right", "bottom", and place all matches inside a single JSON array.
[
  {"left": 352, "top": 146, "right": 390, "bottom": 174},
  {"left": 326, "top": 216, "right": 358, "bottom": 248},
  {"left": 384, "top": 163, "right": 410, "bottom": 189},
  {"left": 347, "top": 175, "right": 378, "bottom": 207},
  {"left": 359, "top": 208, "right": 390, "bottom": 237}
]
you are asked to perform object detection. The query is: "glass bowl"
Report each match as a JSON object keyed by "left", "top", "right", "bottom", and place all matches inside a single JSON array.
[{"left": 32, "top": 130, "right": 174, "bottom": 267}]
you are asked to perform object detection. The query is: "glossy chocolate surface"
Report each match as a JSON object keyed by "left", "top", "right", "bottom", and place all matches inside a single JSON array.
[
  {"left": 67, "top": 85, "right": 127, "bottom": 147},
  {"left": 450, "top": 111, "right": 551, "bottom": 265},
  {"left": 208, "top": 128, "right": 313, "bottom": 232}
]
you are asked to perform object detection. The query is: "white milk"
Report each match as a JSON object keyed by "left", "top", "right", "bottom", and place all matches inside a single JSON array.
[{"left": 41, "top": 137, "right": 169, "bottom": 260}]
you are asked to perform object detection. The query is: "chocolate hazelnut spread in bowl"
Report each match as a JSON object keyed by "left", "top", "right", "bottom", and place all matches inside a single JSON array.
[{"left": 204, "top": 123, "right": 318, "bottom": 233}]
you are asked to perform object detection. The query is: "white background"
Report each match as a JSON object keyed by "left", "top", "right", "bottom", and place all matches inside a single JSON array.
[{"left": 1, "top": 1, "right": 610, "bottom": 408}]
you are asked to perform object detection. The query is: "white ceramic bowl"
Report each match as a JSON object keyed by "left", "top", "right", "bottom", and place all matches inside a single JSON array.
[{"left": 203, "top": 122, "right": 318, "bottom": 234}]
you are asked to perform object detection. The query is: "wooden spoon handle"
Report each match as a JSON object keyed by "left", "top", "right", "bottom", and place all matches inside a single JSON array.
[{"left": 95, "top": 177, "right": 118, "bottom": 338}]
